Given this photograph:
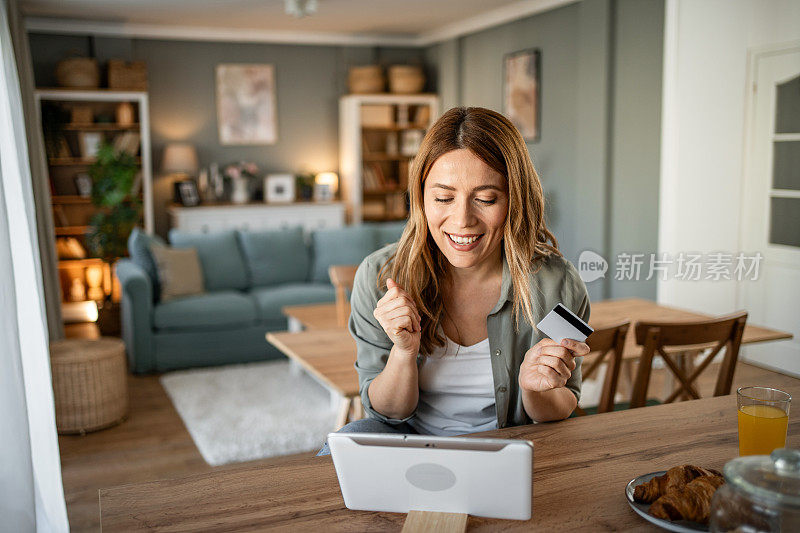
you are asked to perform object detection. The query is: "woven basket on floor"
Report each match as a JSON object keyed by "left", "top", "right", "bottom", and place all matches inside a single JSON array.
[{"left": 50, "top": 337, "right": 128, "bottom": 434}]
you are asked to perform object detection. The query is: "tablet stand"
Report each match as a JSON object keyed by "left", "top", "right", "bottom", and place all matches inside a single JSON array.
[{"left": 402, "top": 511, "right": 468, "bottom": 532}]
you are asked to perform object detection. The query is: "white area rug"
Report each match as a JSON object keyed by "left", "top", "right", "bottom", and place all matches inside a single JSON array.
[{"left": 160, "top": 360, "right": 337, "bottom": 466}]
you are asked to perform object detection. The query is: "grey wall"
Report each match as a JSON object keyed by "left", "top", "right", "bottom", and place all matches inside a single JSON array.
[
  {"left": 425, "top": 0, "right": 663, "bottom": 301},
  {"left": 28, "top": 34, "right": 425, "bottom": 236},
  {"left": 608, "top": 0, "right": 664, "bottom": 299},
  {"left": 28, "top": 0, "right": 663, "bottom": 299}
]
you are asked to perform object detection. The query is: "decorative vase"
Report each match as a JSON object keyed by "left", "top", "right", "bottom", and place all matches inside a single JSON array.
[
  {"left": 115, "top": 102, "right": 134, "bottom": 126},
  {"left": 231, "top": 177, "right": 250, "bottom": 204}
]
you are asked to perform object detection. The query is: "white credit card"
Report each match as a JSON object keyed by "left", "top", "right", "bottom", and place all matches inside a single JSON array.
[{"left": 535, "top": 303, "right": 593, "bottom": 344}]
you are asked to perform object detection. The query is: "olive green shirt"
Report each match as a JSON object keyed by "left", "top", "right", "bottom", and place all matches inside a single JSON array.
[{"left": 349, "top": 243, "right": 591, "bottom": 430}]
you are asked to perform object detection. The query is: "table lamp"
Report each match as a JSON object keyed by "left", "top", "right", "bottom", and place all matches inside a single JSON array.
[
  {"left": 315, "top": 171, "right": 338, "bottom": 201},
  {"left": 162, "top": 143, "right": 199, "bottom": 177},
  {"left": 162, "top": 143, "right": 199, "bottom": 204}
]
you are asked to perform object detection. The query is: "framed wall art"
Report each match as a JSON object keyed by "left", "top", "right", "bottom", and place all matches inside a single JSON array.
[
  {"left": 503, "top": 49, "right": 541, "bottom": 142},
  {"left": 216, "top": 64, "right": 277, "bottom": 145}
]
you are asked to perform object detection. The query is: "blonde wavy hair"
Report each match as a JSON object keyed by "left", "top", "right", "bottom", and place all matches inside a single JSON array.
[{"left": 378, "top": 106, "right": 561, "bottom": 355}]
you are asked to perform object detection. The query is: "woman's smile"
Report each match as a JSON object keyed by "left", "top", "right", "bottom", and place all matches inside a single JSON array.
[{"left": 444, "top": 232, "right": 484, "bottom": 251}]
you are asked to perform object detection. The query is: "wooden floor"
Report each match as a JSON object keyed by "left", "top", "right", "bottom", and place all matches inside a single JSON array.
[
  {"left": 60, "top": 373, "right": 316, "bottom": 532},
  {"left": 58, "top": 337, "right": 797, "bottom": 531}
]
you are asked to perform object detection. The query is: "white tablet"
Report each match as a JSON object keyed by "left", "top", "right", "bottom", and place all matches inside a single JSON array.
[{"left": 327, "top": 432, "right": 533, "bottom": 520}]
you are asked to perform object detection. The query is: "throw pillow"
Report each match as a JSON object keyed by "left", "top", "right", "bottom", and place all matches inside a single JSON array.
[{"left": 149, "top": 245, "right": 205, "bottom": 301}]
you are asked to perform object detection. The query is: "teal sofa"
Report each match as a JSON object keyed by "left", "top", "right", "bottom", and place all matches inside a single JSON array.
[{"left": 117, "top": 223, "right": 405, "bottom": 373}]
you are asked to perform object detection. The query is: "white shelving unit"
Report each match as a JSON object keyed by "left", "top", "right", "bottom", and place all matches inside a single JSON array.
[
  {"left": 339, "top": 93, "right": 439, "bottom": 224},
  {"left": 34, "top": 88, "right": 154, "bottom": 234},
  {"left": 34, "top": 88, "right": 153, "bottom": 308}
]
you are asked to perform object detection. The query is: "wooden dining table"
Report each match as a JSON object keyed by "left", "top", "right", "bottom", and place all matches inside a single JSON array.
[
  {"left": 283, "top": 298, "right": 793, "bottom": 356},
  {"left": 99, "top": 374, "right": 799, "bottom": 531},
  {"left": 273, "top": 298, "right": 793, "bottom": 424}
]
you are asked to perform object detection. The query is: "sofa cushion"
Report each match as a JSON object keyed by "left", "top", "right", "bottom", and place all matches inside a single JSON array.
[
  {"left": 310, "top": 226, "right": 377, "bottom": 283},
  {"left": 169, "top": 230, "right": 248, "bottom": 291},
  {"left": 149, "top": 245, "right": 205, "bottom": 301},
  {"left": 128, "top": 227, "right": 166, "bottom": 301},
  {"left": 371, "top": 221, "right": 407, "bottom": 248},
  {"left": 238, "top": 227, "right": 309, "bottom": 287},
  {"left": 153, "top": 291, "right": 257, "bottom": 330},
  {"left": 250, "top": 283, "right": 336, "bottom": 322}
]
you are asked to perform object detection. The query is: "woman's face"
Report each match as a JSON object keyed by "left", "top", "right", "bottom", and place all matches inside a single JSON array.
[{"left": 423, "top": 149, "right": 509, "bottom": 272}]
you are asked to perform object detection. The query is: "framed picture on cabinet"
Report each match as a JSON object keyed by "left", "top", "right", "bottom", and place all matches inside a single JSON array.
[
  {"left": 264, "top": 174, "right": 295, "bottom": 203},
  {"left": 174, "top": 180, "right": 200, "bottom": 207}
]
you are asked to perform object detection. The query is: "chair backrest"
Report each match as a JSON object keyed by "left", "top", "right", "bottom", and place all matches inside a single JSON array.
[
  {"left": 629, "top": 311, "right": 748, "bottom": 409},
  {"left": 575, "top": 321, "right": 630, "bottom": 415},
  {"left": 328, "top": 265, "right": 358, "bottom": 328}
]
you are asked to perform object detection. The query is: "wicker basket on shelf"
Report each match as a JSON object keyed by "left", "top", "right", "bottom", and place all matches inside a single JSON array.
[
  {"left": 50, "top": 337, "right": 128, "bottom": 434},
  {"left": 388, "top": 65, "right": 425, "bottom": 94},
  {"left": 55, "top": 56, "right": 100, "bottom": 88},
  {"left": 108, "top": 59, "right": 148, "bottom": 90},
  {"left": 348, "top": 65, "right": 385, "bottom": 94}
]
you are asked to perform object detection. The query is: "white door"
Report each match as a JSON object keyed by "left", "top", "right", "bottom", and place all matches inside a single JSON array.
[{"left": 739, "top": 47, "right": 800, "bottom": 377}]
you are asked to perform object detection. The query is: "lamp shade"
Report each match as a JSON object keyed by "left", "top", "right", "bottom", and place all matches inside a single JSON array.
[{"left": 162, "top": 143, "right": 199, "bottom": 174}]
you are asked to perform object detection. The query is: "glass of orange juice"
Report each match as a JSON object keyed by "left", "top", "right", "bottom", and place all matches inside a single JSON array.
[{"left": 737, "top": 386, "right": 791, "bottom": 456}]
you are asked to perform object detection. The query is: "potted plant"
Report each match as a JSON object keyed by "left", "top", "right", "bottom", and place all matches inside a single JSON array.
[
  {"left": 296, "top": 172, "right": 315, "bottom": 201},
  {"left": 86, "top": 143, "right": 141, "bottom": 335}
]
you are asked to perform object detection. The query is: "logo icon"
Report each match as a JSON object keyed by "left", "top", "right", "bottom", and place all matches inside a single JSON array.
[{"left": 578, "top": 250, "right": 608, "bottom": 283}]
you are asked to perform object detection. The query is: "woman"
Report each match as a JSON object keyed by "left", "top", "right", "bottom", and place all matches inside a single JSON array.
[{"left": 319, "top": 107, "right": 590, "bottom": 454}]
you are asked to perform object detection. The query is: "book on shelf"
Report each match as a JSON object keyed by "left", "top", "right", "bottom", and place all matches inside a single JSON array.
[
  {"left": 413, "top": 105, "right": 431, "bottom": 126},
  {"left": 362, "top": 164, "right": 377, "bottom": 191},
  {"left": 362, "top": 162, "right": 387, "bottom": 191},
  {"left": 53, "top": 205, "right": 69, "bottom": 226},
  {"left": 398, "top": 160, "right": 410, "bottom": 189},
  {"left": 113, "top": 131, "right": 140, "bottom": 156}
]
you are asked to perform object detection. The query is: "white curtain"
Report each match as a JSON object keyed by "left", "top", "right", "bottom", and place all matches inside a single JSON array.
[{"left": 0, "top": 0, "right": 69, "bottom": 530}]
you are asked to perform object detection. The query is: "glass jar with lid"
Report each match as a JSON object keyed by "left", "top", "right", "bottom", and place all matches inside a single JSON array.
[{"left": 710, "top": 448, "right": 800, "bottom": 532}]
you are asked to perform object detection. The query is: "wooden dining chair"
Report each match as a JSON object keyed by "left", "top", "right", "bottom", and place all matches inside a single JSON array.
[
  {"left": 328, "top": 265, "right": 358, "bottom": 328},
  {"left": 573, "top": 320, "right": 630, "bottom": 416},
  {"left": 629, "top": 311, "right": 748, "bottom": 409}
]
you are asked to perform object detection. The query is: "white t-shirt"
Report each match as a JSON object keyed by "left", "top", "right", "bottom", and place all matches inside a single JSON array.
[{"left": 409, "top": 334, "right": 498, "bottom": 436}]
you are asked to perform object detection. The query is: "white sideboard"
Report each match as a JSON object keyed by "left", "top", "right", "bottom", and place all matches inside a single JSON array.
[{"left": 168, "top": 202, "right": 345, "bottom": 234}]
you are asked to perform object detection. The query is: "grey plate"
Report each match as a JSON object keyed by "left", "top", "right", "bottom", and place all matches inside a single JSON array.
[{"left": 625, "top": 471, "right": 709, "bottom": 533}]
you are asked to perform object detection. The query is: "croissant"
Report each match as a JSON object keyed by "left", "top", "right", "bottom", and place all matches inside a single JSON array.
[
  {"left": 649, "top": 475, "right": 725, "bottom": 524},
  {"left": 634, "top": 465, "right": 722, "bottom": 503}
]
